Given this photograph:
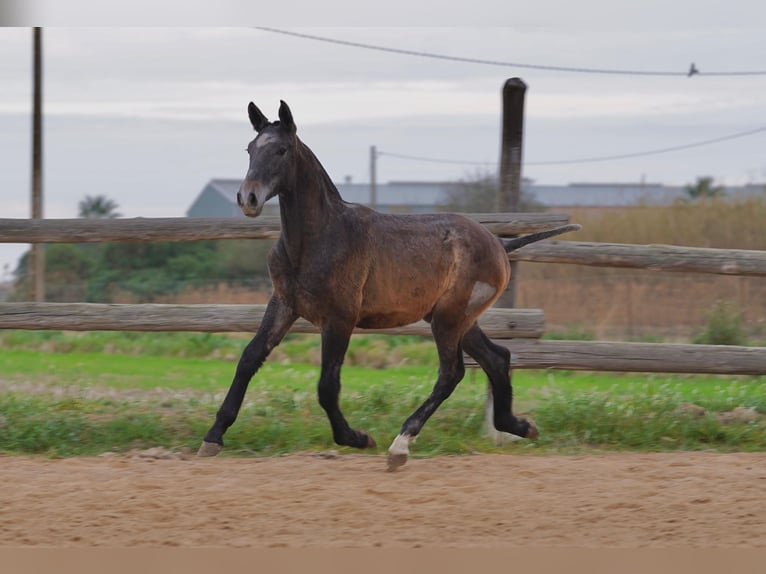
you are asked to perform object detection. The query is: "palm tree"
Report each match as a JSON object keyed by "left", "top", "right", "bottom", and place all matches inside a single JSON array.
[
  {"left": 78, "top": 195, "right": 122, "bottom": 219},
  {"left": 685, "top": 176, "right": 725, "bottom": 200}
]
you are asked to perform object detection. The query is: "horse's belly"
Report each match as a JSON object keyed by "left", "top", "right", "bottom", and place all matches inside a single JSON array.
[
  {"left": 356, "top": 310, "right": 426, "bottom": 329},
  {"left": 357, "top": 273, "right": 443, "bottom": 329}
]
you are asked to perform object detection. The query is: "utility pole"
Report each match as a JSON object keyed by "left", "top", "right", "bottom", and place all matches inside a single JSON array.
[
  {"left": 30, "top": 27, "right": 44, "bottom": 302},
  {"left": 369, "top": 145, "right": 377, "bottom": 209}
]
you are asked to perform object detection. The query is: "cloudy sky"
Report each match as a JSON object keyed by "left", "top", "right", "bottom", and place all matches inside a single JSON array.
[{"left": 1, "top": 2, "right": 766, "bottom": 274}]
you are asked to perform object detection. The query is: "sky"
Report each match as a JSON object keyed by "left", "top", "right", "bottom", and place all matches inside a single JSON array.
[{"left": 1, "top": 1, "right": 766, "bottom": 276}]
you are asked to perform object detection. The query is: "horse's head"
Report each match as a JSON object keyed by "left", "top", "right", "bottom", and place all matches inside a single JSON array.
[{"left": 237, "top": 100, "right": 298, "bottom": 218}]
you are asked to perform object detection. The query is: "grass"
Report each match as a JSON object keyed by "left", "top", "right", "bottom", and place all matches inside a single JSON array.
[{"left": 1, "top": 332, "right": 765, "bottom": 457}]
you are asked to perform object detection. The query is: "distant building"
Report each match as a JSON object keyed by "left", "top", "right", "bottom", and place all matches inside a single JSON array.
[
  {"left": 186, "top": 180, "right": 245, "bottom": 218},
  {"left": 335, "top": 181, "right": 461, "bottom": 213},
  {"left": 528, "top": 182, "right": 682, "bottom": 208},
  {"left": 186, "top": 179, "right": 461, "bottom": 217},
  {"left": 187, "top": 178, "right": 766, "bottom": 217}
]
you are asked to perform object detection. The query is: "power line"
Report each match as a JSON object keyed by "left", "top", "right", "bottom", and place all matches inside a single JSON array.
[
  {"left": 254, "top": 27, "right": 766, "bottom": 78},
  {"left": 377, "top": 151, "right": 494, "bottom": 166},
  {"left": 379, "top": 125, "right": 766, "bottom": 167},
  {"left": 526, "top": 125, "right": 766, "bottom": 165}
]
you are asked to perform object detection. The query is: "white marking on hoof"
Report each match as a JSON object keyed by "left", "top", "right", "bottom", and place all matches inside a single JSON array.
[
  {"left": 197, "top": 441, "right": 223, "bottom": 457},
  {"left": 484, "top": 400, "right": 523, "bottom": 446},
  {"left": 386, "top": 434, "right": 414, "bottom": 471},
  {"left": 487, "top": 426, "right": 524, "bottom": 446}
]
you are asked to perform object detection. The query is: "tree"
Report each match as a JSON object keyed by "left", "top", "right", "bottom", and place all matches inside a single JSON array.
[
  {"left": 439, "top": 170, "right": 545, "bottom": 213},
  {"left": 78, "top": 195, "right": 122, "bottom": 219},
  {"left": 685, "top": 176, "right": 725, "bottom": 200}
]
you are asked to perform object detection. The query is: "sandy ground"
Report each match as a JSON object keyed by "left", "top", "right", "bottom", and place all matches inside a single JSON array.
[{"left": 1, "top": 451, "right": 765, "bottom": 548}]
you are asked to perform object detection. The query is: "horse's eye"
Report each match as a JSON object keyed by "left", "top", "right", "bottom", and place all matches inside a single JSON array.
[{"left": 276, "top": 147, "right": 287, "bottom": 156}]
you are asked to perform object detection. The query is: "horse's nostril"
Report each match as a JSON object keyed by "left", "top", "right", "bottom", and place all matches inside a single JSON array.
[
  {"left": 236, "top": 192, "right": 242, "bottom": 206},
  {"left": 248, "top": 192, "right": 256, "bottom": 206}
]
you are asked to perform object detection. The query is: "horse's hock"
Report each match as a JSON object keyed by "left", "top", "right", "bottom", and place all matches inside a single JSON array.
[{"left": 460, "top": 305, "right": 546, "bottom": 446}]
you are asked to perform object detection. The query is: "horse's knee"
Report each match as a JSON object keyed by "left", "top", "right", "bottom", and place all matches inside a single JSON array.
[
  {"left": 450, "top": 361, "right": 466, "bottom": 384},
  {"left": 236, "top": 343, "right": 267, "bottom": 380},
  {"left": 440, "top": 354, "right": 465, "bottom": 383}
]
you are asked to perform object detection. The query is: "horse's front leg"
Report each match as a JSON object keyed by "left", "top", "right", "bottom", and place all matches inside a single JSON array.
[
  {"left": 198, "top": 295, "right": 297, "bottom": 457},
  {"left": 317, "top": 323, "right": 377, "bottom": 449}
]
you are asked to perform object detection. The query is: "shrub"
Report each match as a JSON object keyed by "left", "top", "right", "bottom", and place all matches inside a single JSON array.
[{"left": 693, "top": 301, "right": 747, "bottom": 346}]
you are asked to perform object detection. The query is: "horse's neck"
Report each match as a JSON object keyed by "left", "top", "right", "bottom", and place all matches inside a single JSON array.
[{"left": 278, "top": 146, "right": 344, "bottom": 263}]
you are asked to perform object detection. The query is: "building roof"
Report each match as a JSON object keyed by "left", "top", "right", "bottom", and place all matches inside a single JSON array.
[{"left": 186, "top": 179, "right": 244, "bottom": 218}]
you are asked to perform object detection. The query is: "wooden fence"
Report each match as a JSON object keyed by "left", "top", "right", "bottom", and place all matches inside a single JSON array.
[{"left": 2, "top": 215, "right": 766, "bottom": 376}]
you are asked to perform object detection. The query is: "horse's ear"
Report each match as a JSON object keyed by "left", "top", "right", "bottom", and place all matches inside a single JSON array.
[
  {"left": 248, "top": 102, "right": 269, "bottom": 132},
  {"left": 278, "top": 100, "right": 296, "bottom": 133}
]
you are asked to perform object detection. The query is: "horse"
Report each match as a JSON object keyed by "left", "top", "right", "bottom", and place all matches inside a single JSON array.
[{"left": 198, "top": 100, "right": 580, "bottom": 470}]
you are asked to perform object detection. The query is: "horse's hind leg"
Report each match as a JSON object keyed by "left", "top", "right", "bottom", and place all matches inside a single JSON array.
[
  {"left": 317, "top": 323, "right": 377, "bottom": 449},
  {"left": 198, "top": 295, "right": 297, "bottom": 457},
  {"left": 461, "top": 323, "right": 537, "bottom": 439},
  {"left": 387, "top": 319, "right": 466, "bottom": 471}
]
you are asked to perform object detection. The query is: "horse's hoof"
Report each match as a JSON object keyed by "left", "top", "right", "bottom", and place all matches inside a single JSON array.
[
  {"left": 525, "top": 421, "right": 539, "bottom": 440},
  {"left": 197, "top": 441, "right": 223, "bottom": 457},
  {"left": 386, "top": 452, "right": 408, "bottom": 472},
  {"left": 365, "top": 434, "right": 377, "bottom": 449}
]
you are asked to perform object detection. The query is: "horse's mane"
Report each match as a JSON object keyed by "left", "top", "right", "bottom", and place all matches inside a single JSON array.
[{"left": 298, "top": 139, "right": 343, "bottom": 202}]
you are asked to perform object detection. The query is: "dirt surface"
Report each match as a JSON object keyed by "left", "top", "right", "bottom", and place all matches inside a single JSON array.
[{"left": 1, "top": 451, "right": 765, "bottom": 548}]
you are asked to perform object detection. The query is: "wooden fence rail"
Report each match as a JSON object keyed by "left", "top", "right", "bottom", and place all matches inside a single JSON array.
[
  {"left": 0, "top": 303, "right": 544, "bottom": 339},
  {"left": 4, "top": 302, "right": 766, "bottom": 376},
  {"left": 4, "top": 217, "right": 766, "bottom": 278},
  {"left": 509, "top": 241, "right": 766, "bottom": 277},
  {"left": 499, "top": 340, "right": 766, "bottom": 376},
  {"left": 0, "top": 213, "right": 571, "bottom": 243}
]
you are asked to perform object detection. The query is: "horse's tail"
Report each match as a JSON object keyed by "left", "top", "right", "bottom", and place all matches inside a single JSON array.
[{"left": 501, "top": 224, "right": 581, "bottom": 252}]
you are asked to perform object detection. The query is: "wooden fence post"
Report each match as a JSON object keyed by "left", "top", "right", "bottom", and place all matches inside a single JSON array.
[
  {"left": 495, "top": 77, "right": 526, "bottom": 306},
  {"left": 488, "top": 78, "right": 527, "bottom": 444}
]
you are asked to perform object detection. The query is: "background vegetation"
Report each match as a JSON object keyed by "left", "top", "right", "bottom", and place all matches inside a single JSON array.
[{"left": 0, "top": 332, "right": 764, "bottom": 457}]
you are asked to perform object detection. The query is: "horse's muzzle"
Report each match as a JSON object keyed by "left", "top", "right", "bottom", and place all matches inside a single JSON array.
[{"left": 237, "top": 183, "right": 265, "bottom": 218}]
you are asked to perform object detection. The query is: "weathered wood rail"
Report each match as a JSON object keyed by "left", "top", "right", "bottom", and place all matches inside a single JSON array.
[
  {"left": 0, "top": 303, "right": 544, "bottom": 339},
  {"left": 0, "top": 213, "right": 571, "bottom": 243},
  {"left": 3, "top": 301, "right": 766, "bottom": 375},
  {"left": 509, "top": 241, "right": 766, "bottom": 277},
  {"left": 5, "top": 217, "right": 766, "bottom": 278},
  {"left": 499, "top": 340, "right": 766, "bottom": 376}
]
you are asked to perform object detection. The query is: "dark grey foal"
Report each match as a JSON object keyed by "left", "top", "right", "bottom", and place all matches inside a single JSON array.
[{"left": 198, "top": 100, "right": 580, "bottom": 469}]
